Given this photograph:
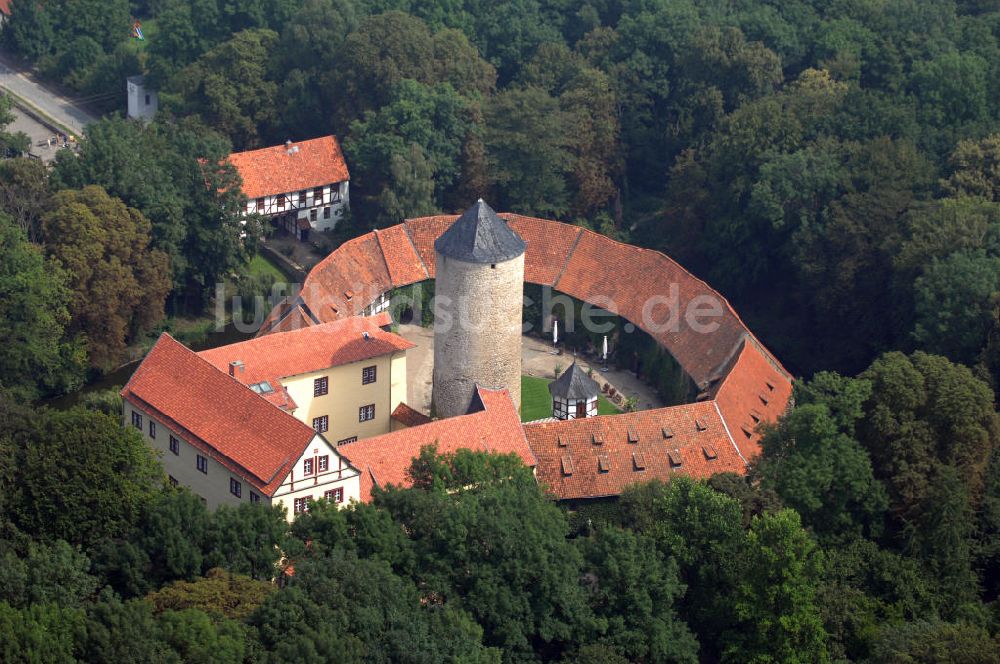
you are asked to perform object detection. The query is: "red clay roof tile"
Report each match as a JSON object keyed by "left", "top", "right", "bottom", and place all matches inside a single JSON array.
[
  {"left": 524, "top": 401, "right": 745, "bottom": 501},
  {"left": 198, "top": 316, "right": 413, "bottom": 387},
  {"left": 390, "top": 402, "right": 432, "bottom": 428},
  {"left": 375, "top": 224, "right": 429, "bottom": 286},
  {"left": 339, "top": 387, "right": 536, "bottom": 501},
  {"left": 712, "top": 339, "right": 793, "bottom": 460},
  {"left": 227, "top": 136, "right": 349, "bottom": 200},
  {"left": 120, "top": 334, "right": 318, "bottom": 496}
]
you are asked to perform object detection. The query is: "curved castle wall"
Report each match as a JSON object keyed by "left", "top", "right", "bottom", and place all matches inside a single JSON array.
[{"left": 432, "top": 251, "right": 525, "bottom": 418}]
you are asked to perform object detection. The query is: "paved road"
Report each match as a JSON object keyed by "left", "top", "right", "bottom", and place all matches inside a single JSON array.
[{"left": 0, "top": 52, "right": 97, "bottom": 137}]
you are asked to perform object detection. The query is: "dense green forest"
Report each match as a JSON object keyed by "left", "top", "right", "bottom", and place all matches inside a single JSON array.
[{"left": 3, "top": 0, "right": 1000, "bottom": 661}]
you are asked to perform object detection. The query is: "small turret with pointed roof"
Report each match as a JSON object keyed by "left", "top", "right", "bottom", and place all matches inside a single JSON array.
[
  {"left": 549, "top": 361, "right": 601, "bottom": 420},
  {"left": 434, "top": 198, "right": 526, "bottom": 264},
  {"left": 549, "top": 362, "right": 601, "bottom": 401}
]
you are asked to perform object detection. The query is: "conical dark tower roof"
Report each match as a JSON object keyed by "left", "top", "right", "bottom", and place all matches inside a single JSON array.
[
  {"left": 548, "top": 362, "right": 601, "bottom": 400},
  {"left": 434, "top": 199, "right": 527, "bottom": 264}
]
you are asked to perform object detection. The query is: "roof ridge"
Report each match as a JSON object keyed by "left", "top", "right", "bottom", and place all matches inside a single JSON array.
[
  {"left": 228, "top": 134, "right": 333, "bottom": 158},
  {"left": 712, "top": 399, "right": 748, "bottom": 466},
  {"left": 372, "top": 228, "right": 395, "bottom": 286},
  {"left": 173, "top": 334, "right": 318, "bottom": 436},
  {"left": 551, "top": 225, "right": 584, "bottom": 289},
  {"left": 402, "top": 222, "right": 431, "bottom": 281}
]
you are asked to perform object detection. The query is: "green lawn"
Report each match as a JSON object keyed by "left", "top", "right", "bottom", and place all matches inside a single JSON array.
[
  {"left": 248, "top": 254, "right": 285, "bottom": 282},
  {"left": 520, "top": 375, "right": 620, "bottom": 422}
]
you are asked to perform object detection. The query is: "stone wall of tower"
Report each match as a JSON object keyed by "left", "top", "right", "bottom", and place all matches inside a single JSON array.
[{"left": 432, "top": 251, "right": 524, "bottom": 418}]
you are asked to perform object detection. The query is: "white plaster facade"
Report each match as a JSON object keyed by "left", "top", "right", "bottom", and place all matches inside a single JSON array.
[
  {"left": 553, "top": 394, "right": 598, "bottom": 420},
  {"left": 243, "top": 181, "right": 349, "bottom": 240},
  {"left": 126, "top": 75, "right": 158, "bottom": 121},
  {"left": 123, "top": 399, "right": 361, "bottom": 521}
]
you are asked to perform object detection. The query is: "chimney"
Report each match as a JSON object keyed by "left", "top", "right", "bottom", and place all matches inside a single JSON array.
[
  {"left": 229, "top": 360, "right": 244, "bottom": 377},
  {"left": 285, "top": 139, "right": 292, "bottom": 149}
]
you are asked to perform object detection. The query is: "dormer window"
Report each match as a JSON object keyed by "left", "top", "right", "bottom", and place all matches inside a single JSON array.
[{"left": 561, "top": 456, "right": 574, "bottom": 476}]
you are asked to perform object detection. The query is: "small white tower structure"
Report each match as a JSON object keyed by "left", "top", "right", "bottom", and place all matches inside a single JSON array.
[
  {"left": 126, "top": 75, "right": 158, "bottom": 121},
  {"left": 549, "top": 362, "right": 600, "bottom": 420}
]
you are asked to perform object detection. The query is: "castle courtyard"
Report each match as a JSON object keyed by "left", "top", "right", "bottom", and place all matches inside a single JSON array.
[{"left": 397, "top": 323, "right": 665, "bottom": 418}]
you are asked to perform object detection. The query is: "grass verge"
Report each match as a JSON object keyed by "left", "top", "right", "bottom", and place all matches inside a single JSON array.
[{"left": 520, "top": 375, "right": 620, "bottom": 422}]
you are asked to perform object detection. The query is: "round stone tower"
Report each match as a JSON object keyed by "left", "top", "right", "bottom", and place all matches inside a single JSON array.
[{"left": 432, "top": 199, "right": 526, "bottom": 418}]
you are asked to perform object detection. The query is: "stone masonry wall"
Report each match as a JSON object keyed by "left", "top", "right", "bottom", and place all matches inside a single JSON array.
[{"left": 432, "top": 251, "right": 524, "bottom": 418}]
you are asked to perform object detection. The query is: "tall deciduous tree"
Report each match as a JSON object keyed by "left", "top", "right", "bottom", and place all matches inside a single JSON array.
[
  {"left": 52, "top": 117, "right": 251, "bottom": 313},
  {"left": 377, "top": 449, "right": 594, "bottom": 661},
  {"left": 0, "top": 213, "right": 83, "bottom": 398},
  {"left": 0, "top": 158, "right": 50, "bottom": 242},
  {"left": 944, "top": 134, "right": 1000, "bottom": 202},
  {"left": 911, "top": 251, "right": 1000, "bottom": 364},
  {"left": 330, "top": 11, "right": 495, "bottom": 129},
  {"left": 145, "top": 568, "right": 275, "bottom": 622},
  {"left": 620, "top": 477, "right": 745, "bottom": 662},
  {"left": 10, "top": 407, "right": 163, "bottom": 547},
  {"left": 577, "top": 527, "right": 698, "bottom": 663},
  {"left": 726, "top": 510, "right": 829, "bottom": 664},
  {"left": 485, "top": 86, "right": 575, "bottom": 218},
  {"left": 170, "top": 29, "right": 279, "bottom": 149},
  {"left": 758, "top": 401, "right": 888, "bottom": 543},
  {"left": 859, "top": 351, "right": 1000, "bottom": 521},
  {"left": 40, "top": 186, "right": 171, "bottom": 371}
]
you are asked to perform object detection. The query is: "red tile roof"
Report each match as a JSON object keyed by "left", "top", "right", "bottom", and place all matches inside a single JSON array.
[
  {"left": 375, "top": 225, "right": 430, "bottom": 286},
  {"left": 198, "top": 316, "right": 413, "bottom": 389},
  {"left": 506, "top": 214, "right": 584, "bottom": 286},
  {"left": 262, "top": 214, "right": 788, "bottom": 388},
  {"left": 0, "top": 0, "right": 11, "bottom": 15},
  {"left": 304, "top": 233, "right": 395, "bottom": 324},
  {"left": 712, "top": 339, "right": 793, "bottom": 461},
  {"left": 339, "top": 387, "right": 536, "bottom": 501},
  {"left": 391, "top": 402, "right": 432, "bottom": 428},
  {"left": 524, "top": 402, "right": 744, "bottom": 501},
  {"left": 227, "top": 136, "right": 349, "bottom": 200},
  {"left": 255, "top": 211, "right": 796, "bottom": 499},
  {"left": 120, "top": 334, "right": 319, "bottom": 496}
]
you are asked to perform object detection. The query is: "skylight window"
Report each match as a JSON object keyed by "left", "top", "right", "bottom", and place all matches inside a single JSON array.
[{"left": 250, "top": 381, "right": 274, "bottom": 394}]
